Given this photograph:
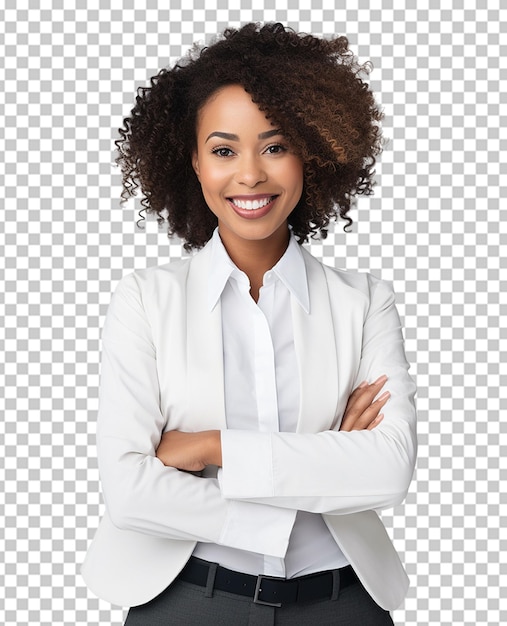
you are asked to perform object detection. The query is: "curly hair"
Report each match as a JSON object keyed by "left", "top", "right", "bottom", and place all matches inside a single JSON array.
[{"left": 116, "top": 22, "right": 383, "bottom": 250}]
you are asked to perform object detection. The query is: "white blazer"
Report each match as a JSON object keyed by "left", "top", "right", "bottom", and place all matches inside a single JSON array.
[{"left": 81, "top": 241, "right": 417, "bottom": 611}]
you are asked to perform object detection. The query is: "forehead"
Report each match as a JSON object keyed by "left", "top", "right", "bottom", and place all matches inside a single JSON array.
[{"left": 196, "top": 84, "right": 275, "bottom": 135}]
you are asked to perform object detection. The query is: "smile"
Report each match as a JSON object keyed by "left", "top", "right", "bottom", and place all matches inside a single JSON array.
[{"left": 228, "top": 195, "right": 277, "bottom": 211}]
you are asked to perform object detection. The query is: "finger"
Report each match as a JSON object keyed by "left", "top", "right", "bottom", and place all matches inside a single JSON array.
[
  {"left": 341, "top": 391, "right": 391, "bottom": 431},
  {"left": 353, "top": 391, "right": 390, "bottom": 427},
  {"left": 364, "top": 374, "right": 388, "bottom": 389},
  {"left": 346, "top": 376, "right": 388, "bottom": 411},
  {"left": 348, "top": 376, "right": 385, "bottom": 400},
  {"left": 341, "top": 375, "right": 388, "bottom": 429},
  {"left": 367, "top": 413, "right": 384, "bottom": 430},
  {"left": 344, "top": 381, "right": 385, "bottom": 420}
]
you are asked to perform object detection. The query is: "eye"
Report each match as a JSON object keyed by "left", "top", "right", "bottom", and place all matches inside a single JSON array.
[
  {"left": 211, "top": 146, "right": 235, "bottom": 158},
  {"left": 265, "top": 143, "right": 288, "bottom": 155}
]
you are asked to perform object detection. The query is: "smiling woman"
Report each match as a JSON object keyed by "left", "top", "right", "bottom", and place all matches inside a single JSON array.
[
  {"left": 82, "top": 22, "right": 416, "bottom": 626},
  {"left": 113, "top": 22, "right": 383, "bottom": 250},
  {"left": 192, "top": 85, "right": 304, "bottom": 298}
]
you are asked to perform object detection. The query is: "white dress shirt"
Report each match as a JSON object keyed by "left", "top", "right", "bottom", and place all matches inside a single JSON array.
[{"left": 193, "top": 228, "right": 349, "bottom": 577}]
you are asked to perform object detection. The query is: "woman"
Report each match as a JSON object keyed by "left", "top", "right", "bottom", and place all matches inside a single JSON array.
[{"left": 82, "top": 23, "right": 417, "bottom": 625}]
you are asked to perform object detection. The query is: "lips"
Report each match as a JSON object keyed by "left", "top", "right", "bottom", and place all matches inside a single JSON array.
[
  {"left": 226, "top": 195, "right": 279, "bottom": 220},
  {"left": 228, "top": 195, "right": 277, "bottom": 211}
]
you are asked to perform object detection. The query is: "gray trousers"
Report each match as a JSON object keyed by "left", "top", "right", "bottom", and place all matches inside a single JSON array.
[{"left": 124, "top": 567, "right": 395, "bottom": 625}]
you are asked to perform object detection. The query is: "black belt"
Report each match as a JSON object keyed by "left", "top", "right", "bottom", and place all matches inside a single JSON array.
[{"left": 178, "top": 557, "right": 359, "bottom": 607}]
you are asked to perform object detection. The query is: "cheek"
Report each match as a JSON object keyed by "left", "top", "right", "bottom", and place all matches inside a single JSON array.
[
  {"left": 196, "top": 162, "right": 228, "bottom": 192},
  {"left": 196, "top": 168, "right": 226, "bottom": 212},
  {"left": 287, "top": 160, "right": 304, "bottom": 195}
]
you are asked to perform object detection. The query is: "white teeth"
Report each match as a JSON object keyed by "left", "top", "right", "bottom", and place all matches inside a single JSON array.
[{"left": 230, "top": 196, "right": 273, "bottom": 210}]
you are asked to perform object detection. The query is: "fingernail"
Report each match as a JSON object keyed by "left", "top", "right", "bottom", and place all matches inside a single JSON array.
[
  {"left": 375, "top": 413, "right": 384, "bottom": 422},
  {"left": 373, "top": 375, "right": 388, "bottom": 385},
  {"left": 377, "top": 391, "right": 390, "bottom": 401},
  {"left": 358, "top": 380, "right": 368, "bottom": 388}
]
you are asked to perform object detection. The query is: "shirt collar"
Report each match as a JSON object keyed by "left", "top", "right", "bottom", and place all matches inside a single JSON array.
[
  {"left": 208, "top": 228, "right": 238, "bottom": 312},
  {"left": 207, "top": 227, "right": 310, "bottom": 314}
]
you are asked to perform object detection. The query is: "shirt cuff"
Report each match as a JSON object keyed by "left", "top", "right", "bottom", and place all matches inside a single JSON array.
[
  {"left": 220, "top": 430, "right": 274, "bottom": 498},
  {"left": 218, "top": 494, "right": 296, "bottom": 558},
  {"left": 218, "top": 430, "right": 295, "bottom": 556}
]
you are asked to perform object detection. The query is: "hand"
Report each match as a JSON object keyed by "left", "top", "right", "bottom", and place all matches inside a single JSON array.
[
  {"left": 339, "top": 375, "right": 390, "bottom": 432},
  {"left": 156, "top": 430, "right": 222, "bottom": 471}
]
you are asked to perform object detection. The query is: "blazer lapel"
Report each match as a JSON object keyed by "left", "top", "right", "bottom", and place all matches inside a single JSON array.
[
  {"left": 185, "top": 245, "right": 227, "bottom": 430},
  {"left": 293, "top": 250, "right": 340, "bottom": 433}
]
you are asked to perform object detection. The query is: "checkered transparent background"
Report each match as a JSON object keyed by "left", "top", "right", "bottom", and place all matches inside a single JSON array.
[{"left": 1, "top": 0, "right": 505, "bottom": 624}]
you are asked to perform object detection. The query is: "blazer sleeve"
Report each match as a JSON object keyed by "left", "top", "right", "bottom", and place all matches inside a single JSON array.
[
  {"left": 96, "top": 273, "right": 295, "bottom": 557},
  {"left": 219, "top": 273, "right": 417, "bottom": 515}
]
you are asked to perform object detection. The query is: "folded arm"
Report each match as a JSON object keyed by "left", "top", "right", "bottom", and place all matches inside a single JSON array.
[
  {"left": 218, "top": 276, "right": 417, "bottom": 515},
  {"left": 156, "top": 375, "right": 390, "bottom": 469},
  {"left": 96, "top": 273, "right": 295, "bottom": 557},
  {"left": 158, "top": 276, "right": 416, "bottom": 517}
]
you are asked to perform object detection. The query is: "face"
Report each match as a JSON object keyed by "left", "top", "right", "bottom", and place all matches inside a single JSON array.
[{"left": 192, "top": 85, "right": 304, "bottom": 254}]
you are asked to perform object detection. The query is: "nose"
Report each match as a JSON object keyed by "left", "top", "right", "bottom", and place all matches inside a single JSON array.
[{"left": 234, "top": 154, "right": 267, "bottom": 187}]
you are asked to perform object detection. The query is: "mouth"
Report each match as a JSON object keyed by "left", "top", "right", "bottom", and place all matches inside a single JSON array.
[{"left": 227, "top": 195, "right": 278, "bottom": 211}]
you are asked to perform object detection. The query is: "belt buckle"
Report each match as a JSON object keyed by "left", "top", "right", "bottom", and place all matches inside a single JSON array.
[{"left": 253, "top": 575, "right": 283, "bottom": 607}]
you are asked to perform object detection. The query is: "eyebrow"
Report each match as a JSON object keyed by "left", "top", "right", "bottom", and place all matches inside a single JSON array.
[{"left": 205, "top": 129, "right": 282, "bottom": 143}]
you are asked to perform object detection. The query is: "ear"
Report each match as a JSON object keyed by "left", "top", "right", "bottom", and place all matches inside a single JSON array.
[{"left": 192, "top": 151, "right": 200, "bottom": 180}]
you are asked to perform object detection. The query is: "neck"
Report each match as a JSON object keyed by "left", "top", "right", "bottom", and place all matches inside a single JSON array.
[{"left": 219, "top": 227, "right": 290, "bottom": 302}]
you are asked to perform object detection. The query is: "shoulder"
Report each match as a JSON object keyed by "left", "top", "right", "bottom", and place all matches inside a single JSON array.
[
  {"left": 109, "top": 257, "right": 189, "bottom": 306},
  {"left": 112, "top": 241, "right": 211, "bottom": 302},
  {"left": 121, "top": 256, "right": 191, "bottom": 289},
  {"left": 300, "top": 245, "right": 395, "bottom": 305}
]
